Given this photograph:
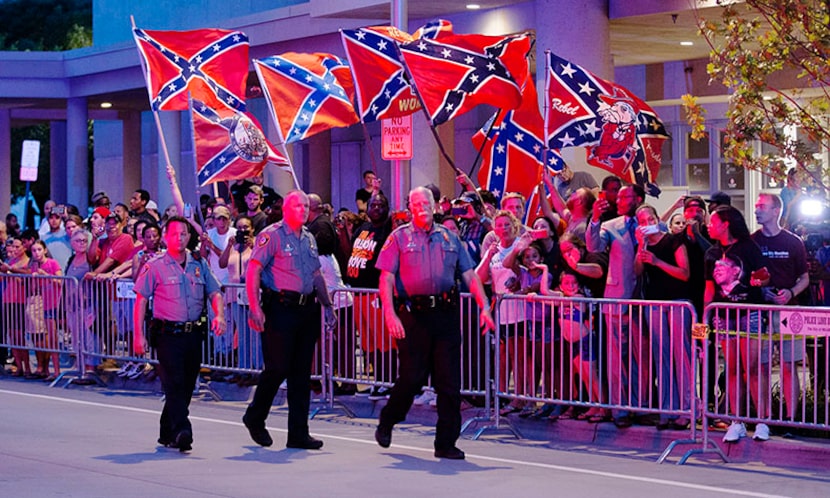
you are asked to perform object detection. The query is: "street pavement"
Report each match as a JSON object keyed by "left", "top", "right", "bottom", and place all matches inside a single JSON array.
[{"left": 1, "top": 376, "right": 828, "bottom": 497}]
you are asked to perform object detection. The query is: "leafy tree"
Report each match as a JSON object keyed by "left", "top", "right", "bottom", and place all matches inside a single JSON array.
[
  {"left": 683, "top": 0, "right": 829, "bottom": 191},
  {"left": 0, "top": 0, "right": 91, "bottom": 51}
]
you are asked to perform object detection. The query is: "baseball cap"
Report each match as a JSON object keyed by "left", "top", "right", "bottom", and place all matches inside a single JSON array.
[
  {"left": 92, "top": 207, "right": 111, "bottom": 219},
  {"left": 683, "top": 196, "right": 706, "bottom": 210},
  {"left": 213, "top": 205, "right": 231, "bottom": 219},
  {"left": 48, "top": 207, "right": 62, "bottom": 217},
  {"left": 91, "top": 191, "right": 110, "bottom": 204},
  {"left": 453, "top": 191, "right": 480, "bottom": 205},
  {"left": 706, "top": 191, "right": 732, "bottom": 206},
  {"left": 105, "top": 213, "right": 120, "bottom": 223}
]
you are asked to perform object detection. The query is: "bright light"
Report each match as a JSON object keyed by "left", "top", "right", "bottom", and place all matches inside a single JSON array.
[
  {"left": 466, "top": 4, "right": 481, "bottom": 9},
  {"left": 800, "top": 199, "right": 823, "bottom": 217},
  {"left": 100, "top": 102, "right": 112, "bottom": 109},
  {"left": 680, "top": 41, "right": 694, "bottom": 46}
]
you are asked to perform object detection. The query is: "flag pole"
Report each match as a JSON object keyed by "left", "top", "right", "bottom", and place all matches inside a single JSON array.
[
  {"left": 542, "top": 49, "right": 554, "bottom": 185},
  {"left": 253, "top": 61, "right": 301, "bottom": 191},
  {"left": 467, "top": 109, "right": 502, "bottom": 177},
  {"left": 393, "top": 44, "right": 463, "bottom": 177},
  {"left": 131, "top": 16, "right": 176, "bottom": 177},
  {"left": 185, "top": 94, "right": 207, "bottom": 228}
]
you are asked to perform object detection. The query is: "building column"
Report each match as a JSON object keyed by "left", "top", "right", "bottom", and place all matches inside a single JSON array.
[
  {"left": 0, "top": 109, "right": 10, "bottom": 217},
  {"left": 66, "top": 97, "right": 89, "bottom": 209},
  {"left": 122, "top": 111, "right": 142, "bottom": 201},
  {"left": 535, "top": 0, "right": 611, "bottom": 173},
  {"left": 50, "top": 120, "right": 67, "bottom": 203}
]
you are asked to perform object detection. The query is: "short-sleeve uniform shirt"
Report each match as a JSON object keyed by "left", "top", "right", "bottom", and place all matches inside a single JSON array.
[
  {"left": 134, "top": 252, "right": 221, "bottom": 322},
  {"left": 250, "top": 222, "right": 321, "bottom": 294},
  {"left": 375, "top": 222, "right": 474, "bottom": 298}
]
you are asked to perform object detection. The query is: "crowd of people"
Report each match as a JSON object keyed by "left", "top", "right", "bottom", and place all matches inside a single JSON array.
[{"left": 1, "top": 165, "right": 828, "bottom": 450}]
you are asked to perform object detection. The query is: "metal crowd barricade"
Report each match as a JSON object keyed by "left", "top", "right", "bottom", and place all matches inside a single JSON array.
[
  {"left": 478, "top": 294, "right": 699, "bottom": 453},
  {"left": 0, "top": 273, "right": 83, "bottom": 386},
  {"left": 324, "top": 288, "right": 492, "bottom": 415},
  {"left": 680, "top": 302, "right": 830, "bottom": 464}
]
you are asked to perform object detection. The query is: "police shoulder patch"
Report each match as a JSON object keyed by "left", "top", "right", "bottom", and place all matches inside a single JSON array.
[
  {"left": 257, "top": 233, "right": 270, "bottom": 247},
  {"left": 140, "top": 263, "right": 150, "bottom": 275},
  {"left": 381, "top": 236, "right": 393, "bottom": 251}
]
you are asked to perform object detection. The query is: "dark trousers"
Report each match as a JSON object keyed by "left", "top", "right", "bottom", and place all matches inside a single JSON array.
[
  {"left": 379, "top": 306, "right": 461, "bottom": 451},
  {"left": 246, "top": 300, "right": 320, "bottom": 441},
  {"left": 154, "top": 330, "right": 203, "bottom": 441}
]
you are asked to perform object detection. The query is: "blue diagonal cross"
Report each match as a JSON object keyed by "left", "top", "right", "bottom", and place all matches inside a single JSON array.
[{"left": 135, "top": 29, "right": 248, "bottom": 111}]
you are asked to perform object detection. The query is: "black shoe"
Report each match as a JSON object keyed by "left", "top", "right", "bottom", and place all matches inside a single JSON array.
[
  {"left": 334, "top": 383, "right": 357, "bottom": 396},
  {"left": 286, "top": 436, "right": 324, "bottom": 450},
  {"left": 173, "top": 430, "right": 193, "bottom": 452},
  {"left": 434, "top": 446, "right": 465, "bottom": 460},
  {"left": 243, "top": 414, "right": 273, "bottom": 447},
  {"left": 375, "top": 424, "right": 392, "bottom": 448},
  {"left": 157, "top": 436, "right": 174, "bottom": 447},
  {"left": 656, "top": 422, "right": 672, "bottom": 431},
  {"left": 613, "top": 416, "right": 633, "bottom": 428}
]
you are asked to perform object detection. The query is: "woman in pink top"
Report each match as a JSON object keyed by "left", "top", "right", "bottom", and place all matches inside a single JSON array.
[
  {"left": 28, "top": 240, "right": 64, "bottom": 380},
  {"left": 1, "top": 238, "right": 31, "bottom": 376}
]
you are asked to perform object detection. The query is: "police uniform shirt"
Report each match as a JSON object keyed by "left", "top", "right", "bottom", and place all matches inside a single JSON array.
[
  {"left": 375, "top": 222, "right": 474, "bottom": 298},
  {"left": 251, "top": 221, "right": 320, "bottom": 294},
  {"left": 134, "top": 252, "right": 221, "bottom": 322}
]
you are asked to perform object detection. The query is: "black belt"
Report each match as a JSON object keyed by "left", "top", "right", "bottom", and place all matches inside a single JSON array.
[
  {"left": 263, "top": 288, "right": 316, "bottom": 307},
  {"left": 396, "top": 291, "right": 458, "bottom": 312},
  {"left": 153, "top": 318, "right": 206, "bottom": 334}
]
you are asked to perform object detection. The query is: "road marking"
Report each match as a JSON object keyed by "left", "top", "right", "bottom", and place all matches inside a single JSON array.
[{"left": 0, "top": 389, "right": 788, "bottom": 497}]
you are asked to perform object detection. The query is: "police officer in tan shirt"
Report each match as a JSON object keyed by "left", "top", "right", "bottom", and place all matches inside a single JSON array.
[
  {"left": 373, "top": 187, "right": 494, "bottom": 460},
  {"left": 133, "top": 216, "right": 225, "bottom": 452},
  {"left": 242, "top": 190, "right": 336, "bottom": 450}
]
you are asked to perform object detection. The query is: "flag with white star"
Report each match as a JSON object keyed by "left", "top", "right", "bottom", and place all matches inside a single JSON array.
[
  {"left": 545, "top": 52, "right": 669, "bottom": 196},
  {"left": 190, "top": 99, "right": 290, "bottom": 187},
  {"left": 133, "top": 27, "right": 249, "bottom": 112},
  {"left": 399, "top": 32, "right": 529, "bottom": 125},
  {"left": 473, "top": 73, "right": 563, "bottom": 220},
  {"left": 341, "top": 20, "right": 454, "bottom": 122},
  {"left": 254, "top": 53, "right": 359, "bottom": 143}
]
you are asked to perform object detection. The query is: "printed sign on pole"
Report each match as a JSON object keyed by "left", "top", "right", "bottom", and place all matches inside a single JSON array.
[
  {"left": 381, "top": 115, "right": 413, "bottom": 160},
  {"left": 20, "top": 140, "right": 40, "bottom": 182}
]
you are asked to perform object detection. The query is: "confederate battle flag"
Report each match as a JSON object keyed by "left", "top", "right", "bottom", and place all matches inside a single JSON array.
[
  {"left": 133, "top": 27, "right": 249, "bottom": 112},
  {"left": 474, "top": 74, "right": 564, "bottom": 222},
  {"left": 254, "top": 53, "right": 359, "bottom": 143},
  {"left": 340, "top": 20, "right": 454, "bottom": 123},
  {"left": 190, "top": 99, "right": 289, "bottom": 187},
  {"left": 545, "top": 52, "right": 669, "bottom": 196},
  {"left": 398, "top": 33, "right": 530, "bottom": 125}
]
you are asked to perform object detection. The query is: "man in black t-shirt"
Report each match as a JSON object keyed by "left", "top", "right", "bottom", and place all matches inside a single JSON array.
[{"left": 344, "top": 193, "right": 395, "bottom": 398}]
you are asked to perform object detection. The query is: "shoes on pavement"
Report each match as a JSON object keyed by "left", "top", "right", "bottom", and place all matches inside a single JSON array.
[
  {"left": 434, "top": 446, "right": 465, "bottom": 460},
  {"left": 723, "top": 422, "right": 747, "bottom": 443},
  {"left": 753, "top": 423, "right": 770, "bottom": 441},
  {"left": 375, "top": 424, "right": 392, "bottom": 448},
  {"left": 333, "top": 383, "right": 357, "bottom": 396},
  {"left": 172, "top": 430, "right": 192, "bottom": 452},
  {"left": 413, "top": 389, "right": 437, "bottom": 406},
  {"left": 286, "top": 436, "right": 324, "bottom": 450},
  {"left": 367, "top": 387, "right": 391, "bottom": 401},
  {"left": 242, "top": 414, "right": 273, "bottom": 447},
  {"left": 613, "top": 415, "right": 633, "bottom": 428}
]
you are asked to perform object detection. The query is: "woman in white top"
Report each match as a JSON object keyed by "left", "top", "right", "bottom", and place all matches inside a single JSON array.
[{"left": 476, "top": 210, "right": 530, "bottom": 414}]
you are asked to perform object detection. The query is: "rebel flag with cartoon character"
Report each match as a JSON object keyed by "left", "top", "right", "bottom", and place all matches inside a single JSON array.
[{"left": 545, "top": 52, "right": 669, "bottom": 196}]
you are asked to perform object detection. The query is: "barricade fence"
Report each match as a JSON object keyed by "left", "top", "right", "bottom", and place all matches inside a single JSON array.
[
  {"left": 702, "top": 303, "right": 830, "bottom": 433},
  {"left": 3, "top": 273, "right": 829, "bottom": 452},
  {"left": 493, "top": 295, "right": 697, "bottom": 429}
]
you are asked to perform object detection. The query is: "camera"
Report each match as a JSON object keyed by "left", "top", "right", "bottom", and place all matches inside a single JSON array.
[{"left": 235, "top": 229, "right": 250, "bottom": 244}]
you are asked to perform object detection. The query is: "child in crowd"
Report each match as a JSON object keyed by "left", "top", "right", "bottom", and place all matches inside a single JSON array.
[{"left": 542, "top": 271, "right": 610, "bottom": 423}]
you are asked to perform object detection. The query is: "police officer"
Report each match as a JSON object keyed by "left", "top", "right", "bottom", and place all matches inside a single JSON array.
[
  {"left": 373, "top": 186, "right": 494, "bottom": 460},
  {"left": 242, "top": 190, "right": 336, "bottom": 450},
  {"left": 133, "top": 216, "right": 225, "bottom": 452}
]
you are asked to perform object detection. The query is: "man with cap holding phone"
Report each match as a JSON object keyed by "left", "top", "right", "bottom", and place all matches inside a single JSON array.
[{"left": 706, "top": 191, "right": 732, "bottom": 213}]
